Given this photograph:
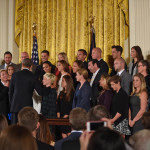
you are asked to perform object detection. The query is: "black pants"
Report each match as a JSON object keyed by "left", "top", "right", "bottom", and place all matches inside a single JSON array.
[{"left": 11, "top": 113, "right": 18, "bottom": 124}]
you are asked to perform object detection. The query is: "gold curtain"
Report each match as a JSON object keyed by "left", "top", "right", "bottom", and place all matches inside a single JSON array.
[{"left": 15, "top": 0, "right": 129, "bottom": 66}]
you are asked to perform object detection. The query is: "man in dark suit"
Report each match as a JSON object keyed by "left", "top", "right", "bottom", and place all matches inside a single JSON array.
[
  {"left": 18, "top": 107, "right": 54, "bottom": 150},
  {"left": 9, "top": 58, "right": 41, "bottom": 124},
  {"left": 77, "top": 49, "right": 88, "bottom": 70},
  {"left": 35, "top": 50, "right": 56, "bottom": 80},
  {"left": 114, "top": 58, "right": 132, "bottom": 95},
  {"left": 15, "top": 52, "right": 37, "bottom": 73},
  {"left": 110, "top": 45, "right": 127, "bottom": 76},
  {"left": 55, "top": 108, "right": 87, "bottom": 150},
  {"left": 0, "top": 51, "right": 16, "bottom": 70},
  {"left": 92, "top": 47, "right": 109, "bottom": 74},
  {"left": 88, "top": 59, "right": 104, "bottom": 107}
]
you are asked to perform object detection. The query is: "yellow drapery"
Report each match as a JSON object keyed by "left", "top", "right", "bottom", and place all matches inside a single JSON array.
[{"left": 15, "top": 0, "right": 129, "bottom": 66}]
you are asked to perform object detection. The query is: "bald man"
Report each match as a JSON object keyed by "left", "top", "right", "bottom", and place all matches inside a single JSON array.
[
  {"left": 15, "top": 52, "right": 36, "bottom": 73},
  {"left": 114, "top": 58, "right": 132, "bottom": 95},
  {"left": 92, "top": 48, "right": 109, "bottom": 74}
]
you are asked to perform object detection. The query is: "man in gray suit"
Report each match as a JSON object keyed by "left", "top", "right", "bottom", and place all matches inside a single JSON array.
[
  {"left": 114, "top": 58, "right": 132, "bottom": 95},
  {"left": 0, "top": 51, "right": 16, "bottom": 69}
]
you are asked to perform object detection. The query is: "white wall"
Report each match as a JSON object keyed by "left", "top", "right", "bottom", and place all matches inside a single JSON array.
[
  {"left": 0, "top": 0, "right": 19, "bottom": 65},
  {"left": 129, "top": 0, "right": 150, "bottom": 60}
]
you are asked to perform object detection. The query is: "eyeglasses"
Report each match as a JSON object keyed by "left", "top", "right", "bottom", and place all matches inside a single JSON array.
[{"left": 137, "top": 65, "right": 143, "bottom": 68}]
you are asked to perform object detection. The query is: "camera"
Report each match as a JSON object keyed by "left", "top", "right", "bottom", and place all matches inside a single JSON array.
[{"left": 86, "top": 121, "right": 107, "bottom": 132}]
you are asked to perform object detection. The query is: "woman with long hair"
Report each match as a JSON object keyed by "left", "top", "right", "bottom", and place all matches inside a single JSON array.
[
  {"left": 72, "top": 68, "right": 91, "bottom": 112},
  {"left": 57, "top": 60, "right": 70, "bottom": 96},
  {"left": 72, "top": 60, "right": 83, "bottom": 89},
  {"left": 6, "top": 64, "right": 15, "bottom": 81},
  {"left": 128, "top": 46, "right": 144, "bottom": 77},
  {"left": 57, "top": 75, "right": 74, "bottom": 138},
  {"left": 129, "top": 73, "right": 148, "bottom": 134},
  {"left": 55, "top": 52, "right": 72, "bottom": 76},
  {"left": 98, "top": 74, "right": 113, "bottom": 111},
  {"left": 36, "top": 114, "right": 54, "bottom": 146}
]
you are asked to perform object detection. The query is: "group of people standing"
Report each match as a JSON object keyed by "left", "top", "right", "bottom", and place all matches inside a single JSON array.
[{"left": 0, "top": 45, "right": 150, "bottom": 137}]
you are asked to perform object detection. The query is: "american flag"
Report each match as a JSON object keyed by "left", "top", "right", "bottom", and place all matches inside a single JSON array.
[
  {"left": 88, "top": 27, "right": 96, "bottom": 61},
  {"left": 31, "top": 36, "right": 39, "bottom": 65}
]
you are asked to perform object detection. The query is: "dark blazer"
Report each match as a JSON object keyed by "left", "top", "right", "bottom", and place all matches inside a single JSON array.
[
  {"left": 90, "top": 69, "right": 103, "bottom": 107},
  {"left": 62, "top": 139, "right": 80, "bottom": 150},
  {"left": 72, "top": 81, "right": 91, "bottom": 111},
  {"left": 0, "top": 63, "right": 16, "bottom": 70},
  {"left": 55, "top": 132, "right": 82, "bottom": 150},
  {"left": 36, "top": 139, "right": 55, "bottom": 150},
  {"left": 120, "top": 70, "right": 132, "bottom": 95},
  {"left": 9, "top": 69, "right": 41, "bottom": 113},
  {"left": 97, "top": 59, "right": 109, "bottom": 74},
  {"left": 0, "top": 81, "right": 9, "bottom": 117},
  {"left": 82, "top": 61, "right": 88, "bottom": 70},
  {"left": 15, "top": 63, "right": 37, "bottom": 73}
]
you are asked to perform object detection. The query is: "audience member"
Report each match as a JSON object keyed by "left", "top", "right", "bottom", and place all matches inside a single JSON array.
[
  {"left": 15, "top": 52, "right": 37, "bottom": 73},
  {"left": 129, "top": 73, "right": 147, "bottom": 134},
  {"left": 0, "top": 51, "right": 16, "bottom": 69},
  {"left": 109, "top": 75, "right": 131, "bottom": 136},
  {"left": 57, "top": 60, "right": 70, "bottom": 96},
  {"left": 6, "top": 64, "right": 15, "bottom": 80},
  {"left": 77, "top": 49, "right": 88, "bottom": 70},
  {"left": 57, "top": 75, "right": 74, "bottom": 138},
  {"left": 55, "top": 108, "right": 87, "bottom": 150},
  {"left": 0, "top": 70, "right": 9, "bottom": 118},
  {"left": 88, "top": 59, "right": 104, "bottom": 107},
  {"left": 114, "top": 58, "right": 132, "bottom": 95},
  {"left": 141, "top": 111, "right": 150, "bottom": 129},
  {"left": 72, "top": 60, "right": 83, "bottom": 89},
  {"left": 128, "top": 46, "right": 144, "bottom": 77},
  {"left": 0, "top": 125, "right": 38, "bottom": 150},
  {"left": 84, "top": 127, "right": 126, "bottom": 150},
  {"left": 129, "top": 129, "right": 150, "bottom": 150},
  {"left": 87, "top": 105, "right": 111, "bottom": 121},
  {"left": 36, "top": 114, "right": 54, "bottom": 146},
  {"left": 0, "top": 114, "right": 8, "bottom": 134},
  {"left": 41, "top": 73, "right": 57, "bottom": 119},
  {"left": 98, "top": 74, "right": 113, "bottom": 111},
  {"left": 92, "top": 47, "right": 109, "bottom": 73},
  {"left": 18, "top": 107, "right": 54, "bottom": 150},
  {"left": 72, "top": 68, "right": 91, "bottom": 111},
  {"left": 78, "top": 105, "right": 133, "bottom": 150},
  {"left": 9, "top": 58, "right": 42, "bottom": 124},
  {"left": 110, "top": 45, "right": 127, "bottom": 76}
]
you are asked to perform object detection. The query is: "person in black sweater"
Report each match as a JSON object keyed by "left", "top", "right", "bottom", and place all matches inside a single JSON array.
[
  {"left": 57, "top": 75, "right": 74, "bottom": 138},
  {"left": 109, "top": 75, "right": 131, "bottom": 136}
]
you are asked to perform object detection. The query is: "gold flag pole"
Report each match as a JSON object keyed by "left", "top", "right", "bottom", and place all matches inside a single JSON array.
[{"left": 32, "top": 23, "right": 37, "bottom": 36}]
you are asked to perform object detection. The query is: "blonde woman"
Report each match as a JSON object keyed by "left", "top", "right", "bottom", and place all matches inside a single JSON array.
[
  {"left": 42, "top": 73, "right": 57, "bottom": 118},
  {"left": 129, "top": 73, "right": 148, "bottom": 134},
  {"left": 98, "top": 74, "right": 113, "bottom": 111}
]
